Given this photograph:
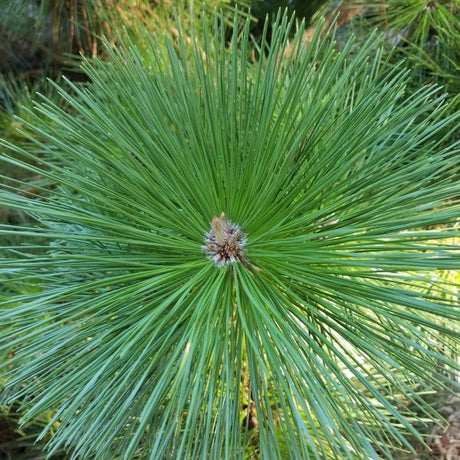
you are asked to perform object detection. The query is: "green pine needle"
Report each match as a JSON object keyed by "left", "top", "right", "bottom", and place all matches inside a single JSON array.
[{"left": 1, "top": 10, "right": 459, "bottom": 459}]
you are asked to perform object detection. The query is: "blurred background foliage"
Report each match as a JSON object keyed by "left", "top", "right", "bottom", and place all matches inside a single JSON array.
[
  {"left": 0, "top": 0, "right": 459, "bottom": 458},
  {"left": 354, "top": 0, "right": 460, "bottom": 111},
  {"left": 1, "top": 0, "right": 458, "bottom": 113}
]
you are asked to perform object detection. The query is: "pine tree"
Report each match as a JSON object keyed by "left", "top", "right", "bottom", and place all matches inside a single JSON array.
[{"left": 1, "top": 11, "right": 459, "bottom": 459}]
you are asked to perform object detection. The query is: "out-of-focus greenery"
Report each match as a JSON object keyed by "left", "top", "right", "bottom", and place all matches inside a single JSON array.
[
  {"left": 0, "top": 75, "right": 64, "bottom": 228},
  {"left": 249, "top": 0, "right": 332, "bottom": 29},
  {"left": 0, "top": 0, "right": 255, "bottom": 77},
  {"left": 0, "top": 401, "right": 67, "bottom": 460},
  {"left": 344, "top": 0, "right": 460, "bottom": 111}
]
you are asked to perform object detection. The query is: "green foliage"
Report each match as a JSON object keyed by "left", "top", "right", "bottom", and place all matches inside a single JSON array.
[
  {"left": 250, "top": 0, "right": 331, "bottom": 26},
  {"left": 0, "top": 75, "right": 64, "bottom": 140},
  {"left": 365, "top": 0, "right": 459, "bottom": 49},
  {"left": 0, "top": 0, "right": 253, "bottom": 77},
  {"left": 0, "top": 402, "right": 66, "bottom": 460},
  {"left": 1, "top": 10, "right": 460, "bottom": 459},
  {"left": 356, "top": 0, "right": 460, "bottom": 109},
  {"left": 0, "top": 0, "right": 103, "bottom": 75},
  {"left": 0, "top": 75, "right": 64, "bottom": 230}
]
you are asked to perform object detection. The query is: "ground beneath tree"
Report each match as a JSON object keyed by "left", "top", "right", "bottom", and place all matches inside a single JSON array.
[{"left": 428, "top": 395, "right": 460, "bottom": 460}]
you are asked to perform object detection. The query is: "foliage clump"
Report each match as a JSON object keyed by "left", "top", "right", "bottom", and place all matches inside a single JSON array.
[{"left": 0, "top": 10, "right": 459, "bottom": 460}]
